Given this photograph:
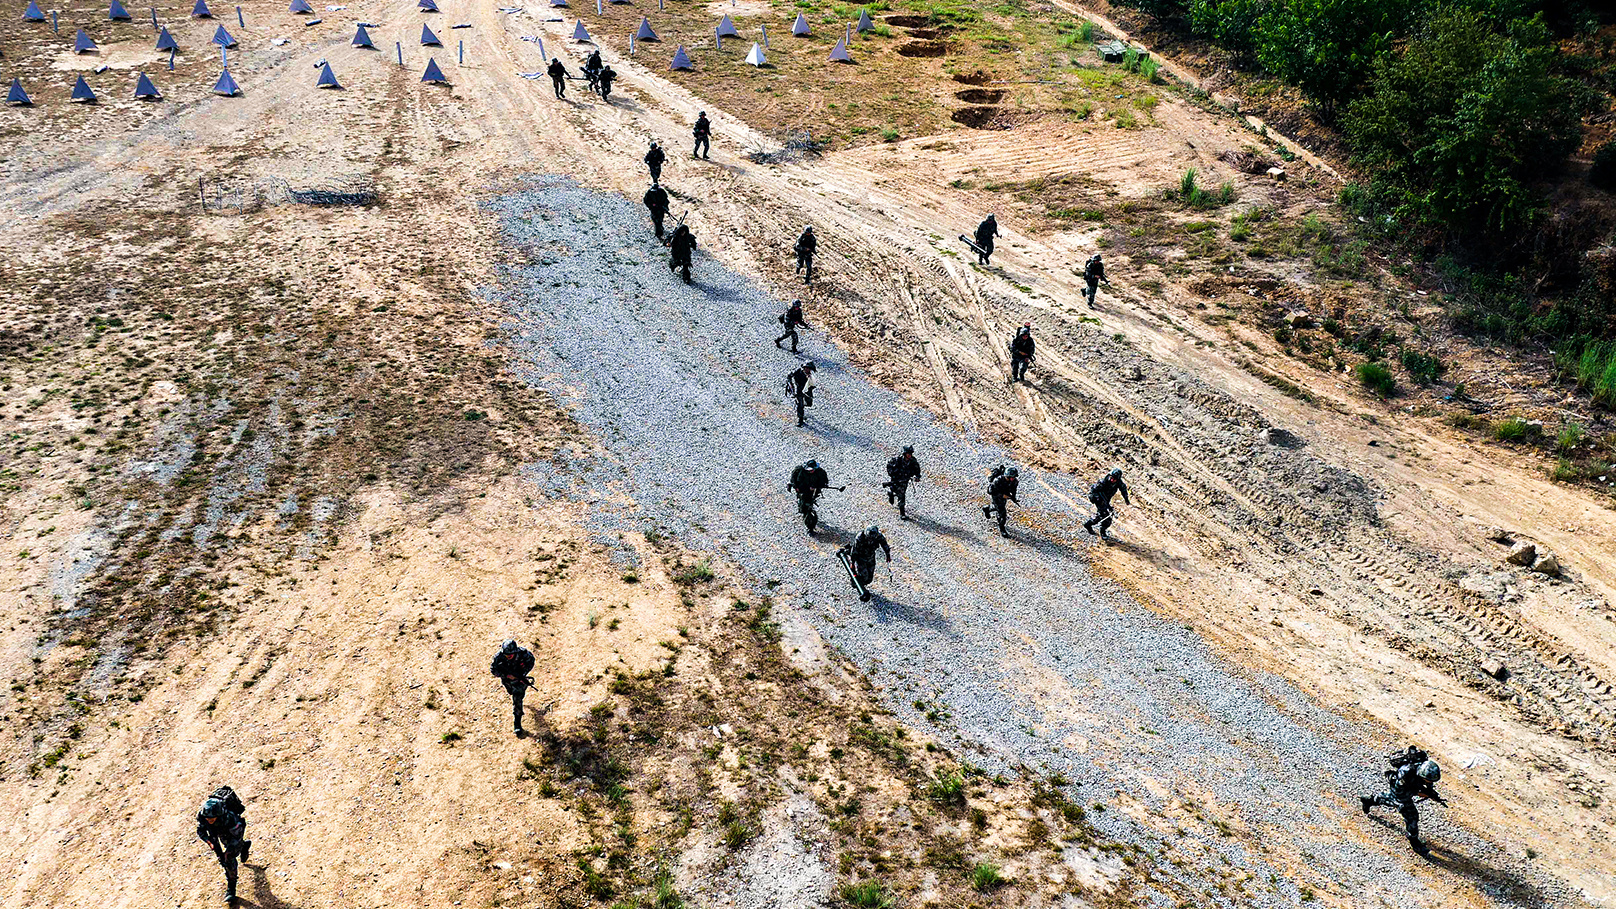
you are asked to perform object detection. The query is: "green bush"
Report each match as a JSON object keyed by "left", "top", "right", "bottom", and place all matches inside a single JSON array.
[
  {"left": 1139, "top": 56, "right": 1162, "bottom": 82},
  {"left": 1252, "top": 0, "right": 1409, "bottom": 117},
  {"left": 1187, "top": 0, "right": 1267, "bottom": 59},
  {"left": 1565, "top": 340, "right": 1616, "bottom": 408},
  {"left": 1592, "top": 140, "right": 1616, "bottom": 192},
  {"left": 1493, "top": 417, "right": 1537, "bottom": 442},
  {"left": 1398, "top": 347, "right": 1446, "bottom": 385},
  {"left": 1355, "top": 362, "right": 1396, "bottom": 397},
  {"left": 970, "top": 863, "right": 1006, "bottom": 892},
  {"left": 839, "top": 881, "right": 896, "bottom": 909},
  {"left": 926, "top": 770, "right": 967, "bottom": 806},
  {"left": 1344, "top": 9, "right": 1586, "bottom": 237},
  {"left": 1556, "top": 423, "right": 1585, "bottom": 452}
]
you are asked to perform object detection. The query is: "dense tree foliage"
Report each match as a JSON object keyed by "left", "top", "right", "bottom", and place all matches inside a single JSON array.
[
  {"left": 1252, "top": 0, "right": 1410, "bottom": 116},
  {"left": 1344, "top": 8, "right": 1585, "bottom": 235}
]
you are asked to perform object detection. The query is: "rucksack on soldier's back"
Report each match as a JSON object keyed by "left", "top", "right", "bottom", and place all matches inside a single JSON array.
[{"left": 209, "top": 785, "right": 245, "bottom": 816}]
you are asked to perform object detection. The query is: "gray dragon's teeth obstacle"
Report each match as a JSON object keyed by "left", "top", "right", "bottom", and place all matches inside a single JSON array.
[
  {"left": 715, "top": 14, "right": 739, "bottom": 38},
  {"left": 8, "top": 77, "right": 33, "bottom": 105},
  {"left": 156, "top": 26, "right": 178, "bottom": 50},
  {"left": 829, "top": 36, "right": 851, "bottom": 62},
  {"left": 23, "top": 1, "right": 46, "bottom": 22},
  {"left": 791, "top": 12, "right": 809, "bottom": 36},
  {"left": 316, "top": 61, "right": 341, "bottom": 88},
  {"left": 635, "top": 17, "right": 656, "bottom": 41},
  {"left": 745, "top": 42, "right": 764, "bottom": 66},
  {"left": 422, "top": 57, "right": 448, "bottom": 83},
  {"left": 670, "top": 44, "right": 692, "bottom": 70},
  {"left": 418, "top": 0, "right": 438, "bottom": 10},
  {"left": 353, "top": 23, "right": 374, "bottom": 47},
  {"left": 856, "top": 9, "right": 872, "bottom": 32},
  {"left": 572, "top": 19, "right": 590, "bottom": 41}
]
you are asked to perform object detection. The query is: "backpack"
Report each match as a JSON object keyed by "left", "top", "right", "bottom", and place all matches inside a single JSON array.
[
  {"left": 886, "top": 456, "right": 904, "bottom": 480},
  {"left": 209, "top": 786, "right": 245, "bottom": 817}
]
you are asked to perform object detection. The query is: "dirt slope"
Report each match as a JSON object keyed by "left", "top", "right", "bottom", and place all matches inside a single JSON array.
[{"left": 1, "top": 0, "right": 1614, "bottom": 907}]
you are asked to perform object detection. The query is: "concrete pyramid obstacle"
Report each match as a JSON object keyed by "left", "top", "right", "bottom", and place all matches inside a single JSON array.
[
  {"left": 7, "top": 77, "right": 31, "bottom": 105},
  {"left": 109, "top": 0, "right": 132, "bottom": 20},
  {"left": 155, "top": 26, "right": 178, "bottom": 51},
  {"left": 715, "top": 14, "right": 739, "bottom": 37},
  {"left": 421, "top": 22, "right": 440, "bottom": 45},
  {"left": 669, "top": 44, "right": 692, "bottom": 70},
  {"left": 134, "top": 71, "right": 162, "bottom": 99},
  {"left": 549, "top": 0, "right": 566, "bottom": 7},
  {"left": 634, "top": 17, "right": 656, "bottom": 41},
  {"left": 212, "top": 24, "right": 236, "bottom": 46},
  {"left": 74, "top": 29, "right": 98, "bottom": 53},
  {"left": 791, "top": 12, "right": 809, "bottom": 36},
  {"left": 289, "top": 0, "right": 313, "bottom": 12},
  {"left": 421, "top": 57, "right": 448, "bottom": 83},
  {"left": 829, "top": 35, "right": 851, "bottom": 62},
  {"left": 316, "top": 61, "right": 340, "bottom": 87},
  {"left": 352, "top": 23, "right": 374, "bottom": 47},
  {"left": 856, "top": 8, "right": 873, "bottom": 31},
  {"left": 418, "top": 0, "right": 438, "bottom": 10},
  {"left": 745, "top": 41, "right": 764, "bottom": 66},
  {"left": 23, "top": 1, "right": 45, "bottom": 22},
  {"left": 192, "top": 0, "right": 212, "bottom": 17},
  {"left": 212, "top": 67, "right": 239, "bottom": 94},
  {"left": 572, "top": 19, "right": 590, "bottom": 41},
  {"left": 70, "top": 75, "right": 98, "bottom": 102}
]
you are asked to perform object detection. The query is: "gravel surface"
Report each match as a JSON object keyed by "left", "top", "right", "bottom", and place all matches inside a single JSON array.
[{"left": 488, "top": 176, "right": 1567, "bottom": 909}]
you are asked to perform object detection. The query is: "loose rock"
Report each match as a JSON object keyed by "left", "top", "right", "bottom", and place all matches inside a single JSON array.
[
  {"left": 1505, "top": 541, "right": 1537, "bottom": 566},
  {"left": 1531, "top": 552, "right": 1561, "bottom": 576},
  {"left": 1480, "top": 658, "right": 1510, "bottom": 682}
]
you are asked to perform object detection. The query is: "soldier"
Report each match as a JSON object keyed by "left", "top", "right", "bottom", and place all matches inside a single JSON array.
[
  {"left": 1362, "top": 746, "right": 1448, "bottom": 855},
  {"left": 982, "top": 465, "right": 1020, "bottom": 537},
  {"left": 643, "top": 181, "right": 670, "bottom": 240},
  {"left": 839, "top": 525, "right": 891, "bottom": 599},
  {"left": 974, "top": 214, "right": 999, "bottom": 266},
  {"left": 882, "top": 445, "right": 922, "bottom": 519},
  {"left": 546, "top": 57, "right": 569, "bottom": 99},
  {"left": 774, "top": 299, "right": 811, "bottom": 352},
  {"left": 693, "top": 111, "right": 712, "bottom": 159},
  {"left": 490, "top": 639, "right": 536, "bottom": 735},
  {"left": 793, "top": 225, "right": 817, "bottom": 285},
  {"left": 195, "top": 785, "right": 252, "bottom": 904},
  {"left": 787, "top": 458, "right": 838, "bottom": 534},
  {"left": 1008, "top": 323, "right": 1035, "bottom": 383},
  {"left": 1081, "top": 253, "right": 1110, "bottom": 309},
  {"left": 785, "top": 361, "right": 817, "bottom": 427},
  {"left": 644, "top": 141, "right": 666, "bottom": 183},
  {"left": 582, "top": 49, "right": 602, "bottom": 93},
  {"left": 668, "top": 222, "right": 697, "bottom": 284},
  {"left": 1082, "top": 468, "right": 1130, "bottom": 541},
  {"left": 597, "top": 64, "right": 617, "bottom": 103}
]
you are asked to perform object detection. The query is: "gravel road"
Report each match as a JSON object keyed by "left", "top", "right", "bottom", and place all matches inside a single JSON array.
[{"left": 489, "top": 176, "right": 1567, "bottom": 909}]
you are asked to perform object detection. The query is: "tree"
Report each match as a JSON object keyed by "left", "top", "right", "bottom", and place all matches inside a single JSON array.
[
  {"left": 1252, "top": 0, "right": 1410, "bottom": 117},
  {"left": 1344, "top": 7, "right": 1585, "bottom": 237},
  {"left": 1187, "top": 0, "right": 1270, "bottom": 60}
]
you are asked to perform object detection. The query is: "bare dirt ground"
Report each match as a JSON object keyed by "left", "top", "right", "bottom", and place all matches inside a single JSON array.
[{"left": 2, "top": 0, "right": 1615, "bottom": 907}]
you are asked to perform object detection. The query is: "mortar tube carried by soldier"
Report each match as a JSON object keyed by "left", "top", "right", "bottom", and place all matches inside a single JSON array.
[
  {"left": 838, "top": 524, "right": 891, "bottom": 602},
  {"left": 196, "top": 785, "right": 252, "bottom": 904},
  {"left": 643, "top": 182, "right": 670, "bottom": 240},
  {"left": 668, "top": 221, "right": 697, "bottom": 284},
  {"left": 1081, "top": 253, "right": 1111, "bottom": 309},
  {"left": 644, "top": 141, "right": 666, "bottom": 183},
  {"left": 787, "top": 458, "right": 841, "bottom": 534},
  {"left": 1008, "top": 323, "right": 1035, "bottom": 383},
  {"left": 882, "top": 445, "right": 922, "bottom": 520},
  {"left": 775, "top": 299, "right": 811, "bottom": 353},
  {"left": 793, "top": 225, "right": 817, "bottom": 285},
  {"left": 785, "top": 360, "right": 816, "bottom": 427},
  {"left": 490, "top": 639, "right": 536, "bottom": 735},
  {"left": 692, "top": 111, "right": 712, "bottom": 159},
  {"left": 1362, "top": 745, "right": 1448, "bottom": 856},
  {"left": 546, "top": 58, "right": 569, "bottom": 99},
  {"left": 982, "top": 464, "right": 1019, "bottom": 537},
  {"left": 1082, "top": 467, "right": 1130, "bottom": 542},
  {"left": 973, "top": 213, "right": 998, "bottom": 266}
]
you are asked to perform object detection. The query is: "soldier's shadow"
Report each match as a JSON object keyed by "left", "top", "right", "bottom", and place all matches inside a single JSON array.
[
  {"left": 905, "top": 513, "right": 984, "bottom": 545},
  {"left": 240, "top": 863, "right": 302, "bottom": 909},
  {"left": 867, "top": 593, "right": 952, "bottom": 633},
  {"left": 1420, "top": 843, "right": 1544, "bottom": 904}
]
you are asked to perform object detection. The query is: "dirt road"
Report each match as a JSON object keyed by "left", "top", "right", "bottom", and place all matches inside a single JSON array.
[{"left": 1, "top": 0, "right": 1613, "bottom": 906}]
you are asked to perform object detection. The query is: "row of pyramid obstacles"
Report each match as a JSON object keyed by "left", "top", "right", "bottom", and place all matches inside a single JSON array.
[
  {"left": 7, "top": 72, "right": 164, "bottom": 105},
  {"left": 65, "top": 23, "right": 234, "bottom": 55}
]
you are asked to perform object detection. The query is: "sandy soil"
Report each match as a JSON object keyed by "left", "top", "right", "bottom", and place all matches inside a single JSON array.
[{"left": 2, "top": 0, "right": 1614, "bottom": 906}]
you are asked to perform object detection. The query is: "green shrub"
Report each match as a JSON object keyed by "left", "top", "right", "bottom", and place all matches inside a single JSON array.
[
  {"left": 1556, "top": 423, "right": 1585, "bottom": 452},
  {"left": 839, "top": 881, "right": 896, "bottom": 908},
  {"left": 1565, "top": 340, "right": 1616, "bottom": 408},
  {"left": 1398, "top": 347, "right": 1446, "bottom": 385},
  {"left": 1589, "top": 139, "right": 1616, "bottom": 192},
  {"left": 1493, "top": 417, "right": 1535, "bottom": 442},
  {"left": 1355, "top": 362, "right": 1396, "bottom": 397},
  {"left": 926, "top": 770, "right": 967, "bottom": 806},
  {"left": 970, "top": 863, "right": 1006, "bottom": 892},
  {"left": 1140, "top": 56, "right": 1162, "bottom": 82},
  {"left": 1079, "top": 20, "right": 1095, "bottom": 42}
]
